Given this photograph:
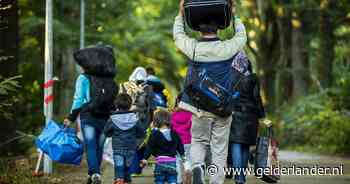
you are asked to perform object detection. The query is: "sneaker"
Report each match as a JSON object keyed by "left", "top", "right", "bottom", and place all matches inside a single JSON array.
[
  {"left": 192, "top": 166, "right": 205, "bottom": 184},
  {"left": 184, "top": 170, "right": 192, "bottom": 184},
  {"left": 91, "top": 174, "right": 102, "bottom": 184},
  {"left": 113, "top": 179, "right": 124, "bottom": 184}
]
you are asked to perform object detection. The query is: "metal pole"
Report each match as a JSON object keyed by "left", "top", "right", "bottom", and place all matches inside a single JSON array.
[
  {"left": 80, "top": 0, "right": 85, "bottom": 49},
  {"left": 75, "top": 0, "right": 85, "bottom": 74},
  {"left": 44, "top": 0, "right": 53, "bottom": 174}
]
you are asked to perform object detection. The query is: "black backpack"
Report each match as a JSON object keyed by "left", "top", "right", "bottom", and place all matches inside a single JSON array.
[{"left": 83, "top": 74, "right": 118, "bottom": 118}]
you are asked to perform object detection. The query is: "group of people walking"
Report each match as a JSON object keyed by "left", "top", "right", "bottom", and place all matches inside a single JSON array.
[{"left": 64, "top": 0, "right": 267, "bottom": 184}]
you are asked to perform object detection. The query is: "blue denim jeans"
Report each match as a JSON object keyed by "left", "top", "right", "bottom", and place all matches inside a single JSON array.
[
  {"left": 230, "top": 143, "right": 250, "bottom": 184},
  {"left": 154, "top": 162, "right": 177, "bottom": 184},
  {"left": 113, "top": 150, "right": 135, "bottom": 182},
  {"left": 81, "top": 118, "right": 106, "bottom": 176},
  {"left": 129, "top": 146, "right": 145, "bottom": 174}
]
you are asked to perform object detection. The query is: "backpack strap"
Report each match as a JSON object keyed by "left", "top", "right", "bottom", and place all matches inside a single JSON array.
[{"left": 192, "top": 44, "right": 196, "bottom": 61}]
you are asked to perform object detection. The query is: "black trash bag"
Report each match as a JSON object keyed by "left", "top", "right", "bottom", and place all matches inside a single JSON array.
[
  {"left": 184, "top": 0, "right": 232, "bottom": 31},
  {"left": 73, "top": 45, "right": 117, "bottom": 77}
]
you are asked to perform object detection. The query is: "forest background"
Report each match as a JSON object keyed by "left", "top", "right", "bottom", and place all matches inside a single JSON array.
[{"left": 1, "top": 0, "right": 350, "bottom": 158}]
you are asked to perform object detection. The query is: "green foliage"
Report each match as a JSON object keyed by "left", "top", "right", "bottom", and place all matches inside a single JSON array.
[
  {"left": 280, "top": 62, "right": 350, "bottom": 154},
  {"left": 0, "top": 58, "right": 21, "bottom": 119},
  {"left": 0, "top": 75, "right": 21, "bottom": 95}
]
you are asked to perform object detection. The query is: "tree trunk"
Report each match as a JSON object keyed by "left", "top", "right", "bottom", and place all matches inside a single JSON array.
[
  {"left": 291, "top": 18, "right": 310, "bottom": 100},
  {"left": 316, "top": 0, "right": 336, "bottom": 88},
  {"left": 255, "top": 4, "right": 280, "bottom": 112},
  {"left": 54, "top": 46, "right": 77, "bottom": 119},
  {"left": 275, "top": 6, "right": 293, "bottom": 106}
]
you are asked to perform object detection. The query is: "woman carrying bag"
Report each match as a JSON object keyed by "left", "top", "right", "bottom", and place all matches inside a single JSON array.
[
  {"left": 64, "top": 45, "right": 118, "bottom": 184},
  {"left": 228, "top": 51, "right": 266, "bottom": 184}
]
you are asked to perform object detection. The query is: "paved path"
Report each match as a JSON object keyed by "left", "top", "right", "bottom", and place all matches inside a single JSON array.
[{"left": 101, "top": 151, "right": 350, "bottom": 184}]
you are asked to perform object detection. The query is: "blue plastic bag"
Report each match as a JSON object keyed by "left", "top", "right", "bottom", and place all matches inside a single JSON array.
[{"left": 36, "top": 120, "right": 84, "bottom": 165}]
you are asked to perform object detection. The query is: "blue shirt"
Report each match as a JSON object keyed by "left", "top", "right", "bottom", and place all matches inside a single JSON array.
[{"left": 71, "top": 74, "right": 90, "bottom": 112}]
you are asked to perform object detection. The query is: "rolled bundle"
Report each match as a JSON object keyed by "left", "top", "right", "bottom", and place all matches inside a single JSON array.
[
  {"left": 73, "top": 45, "right": 117, "bottom": 77},
  {"left": 184, "top": 0, "right": 232, "bottom": 31}
]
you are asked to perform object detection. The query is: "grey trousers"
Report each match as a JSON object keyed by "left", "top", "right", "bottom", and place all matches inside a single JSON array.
[
  {"left": 190, "top": 115, "right": 232, "bottom": 184},
  {"left": 177, "top": 144, "right": 191, "bottom": 183}
]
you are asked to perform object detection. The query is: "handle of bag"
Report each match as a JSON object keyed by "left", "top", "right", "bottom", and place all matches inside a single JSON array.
[
  {"left": 62, "top": 124, "right": 69, "bottom": 131},
  {"left": 182, "top": 14, "right": 188, "bottom": 35},
  {"left": 268, "top": 126, "right": 274, "bottom": 138},
  {"left": 61, "top": 125, "right": 82, "bottom": 144}
]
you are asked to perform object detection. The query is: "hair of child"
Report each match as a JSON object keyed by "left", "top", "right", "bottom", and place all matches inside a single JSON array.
[
  {"left": 153, "top": 107, "right": 171, "bottom": 128},
  {"left": 115, "top": 93, "right": 132, "bottom": 111}
]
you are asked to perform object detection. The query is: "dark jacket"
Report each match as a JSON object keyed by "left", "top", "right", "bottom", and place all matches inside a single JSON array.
[
  {"left": 144, "top": 129, "right": 185, "bottom": 159},
  {"left": 229, "top": 74, "right": 265, "bottom": 145},
  {"left": 104, "top": 111, "right": 145, "bottom": 151}
]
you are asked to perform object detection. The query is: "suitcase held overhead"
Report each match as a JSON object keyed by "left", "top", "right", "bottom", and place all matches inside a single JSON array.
[{"left": 184, "top": 0, "right": 233, "bottom": 31}]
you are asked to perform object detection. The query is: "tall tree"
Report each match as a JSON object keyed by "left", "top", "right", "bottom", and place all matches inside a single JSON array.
[
  {"left": 316, "top": 0, "right": 337, "bottom": 88},
  {"left": 291, "top": 9, "right": 310, "bottom": 100}
]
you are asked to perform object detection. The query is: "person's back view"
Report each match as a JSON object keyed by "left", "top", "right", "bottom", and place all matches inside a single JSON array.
[
  {"left": 64, "top": 44, "right": 118, "bottom": 184},
  {"left": 104, "top": 93, "right": 145, "bottom": 184},
  {"left": 119, "top": 67, "right": 153, "bottom": 176},
  {"left": 120, "top": 67, "right": 153, "bottom": 131},
  {"left": 173, "top": 1, "right": 247, "bottom": 184}
]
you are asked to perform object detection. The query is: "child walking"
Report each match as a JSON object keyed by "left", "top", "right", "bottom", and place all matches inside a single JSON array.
[
  {"left": 104, "top": 94, "right": 145, "bottom": 184},
  {"left": 141, "top": 109, "right": 186, "bottom": 184},
  {"left": 171, "top": 94, "right": 192, "bottom": 184}
]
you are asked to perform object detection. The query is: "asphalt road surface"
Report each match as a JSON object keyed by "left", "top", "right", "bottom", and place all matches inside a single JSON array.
[{"left": 101, "top": 151, "right": 350, "bottom": 184}]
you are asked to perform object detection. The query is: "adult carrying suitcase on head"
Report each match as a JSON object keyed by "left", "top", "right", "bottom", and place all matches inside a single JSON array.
[{"left": 184, "top": 0, "right": 233, "bottom": 31}]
